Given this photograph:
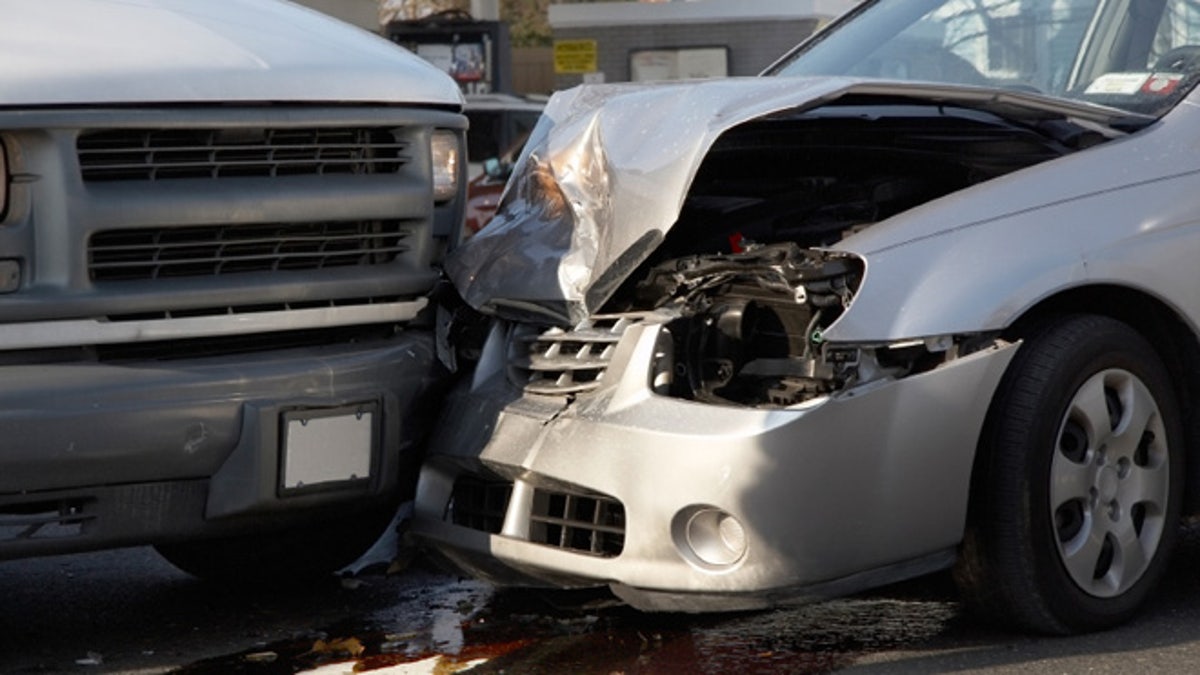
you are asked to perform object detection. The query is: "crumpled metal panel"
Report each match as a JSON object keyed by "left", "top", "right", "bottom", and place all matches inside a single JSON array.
[
  {"left": 447, "top": 77, "right": 865, "bottom": 325},
  {"left": 446, "top": 77, "right": 1144, "bottom": 326}
]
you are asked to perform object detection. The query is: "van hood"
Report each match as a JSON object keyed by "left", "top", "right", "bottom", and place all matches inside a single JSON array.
[
  {"left": 446, "top": 76, "right": 1143, "bottom": 325},
  {"left": 0, "top": 0, "right": 462, "bottom": 107}
]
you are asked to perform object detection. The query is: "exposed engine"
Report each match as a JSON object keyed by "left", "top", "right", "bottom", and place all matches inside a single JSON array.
[
  {"left": 598, "top": 100, "right": 1092, "bottom": 407},
  {"left": 634, "top": 243, "right": 858, "bottom": 406}
]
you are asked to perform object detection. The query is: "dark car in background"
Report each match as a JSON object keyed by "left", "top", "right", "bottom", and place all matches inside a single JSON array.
[
  {"left": 463, "top": 94, "right": 544, "bottom": 234},
  {"left": 463, "top": 93, "right": 545, "bottom": 179}
]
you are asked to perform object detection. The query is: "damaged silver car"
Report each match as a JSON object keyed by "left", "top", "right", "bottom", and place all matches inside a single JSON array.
[{"left": 415, "top": 0, "right": 1200, "bottom": 633}]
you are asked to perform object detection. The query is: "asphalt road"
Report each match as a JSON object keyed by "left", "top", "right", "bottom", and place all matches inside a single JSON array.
[{"left": 6, "top": 525, "right": 1200, "bottom": 674}]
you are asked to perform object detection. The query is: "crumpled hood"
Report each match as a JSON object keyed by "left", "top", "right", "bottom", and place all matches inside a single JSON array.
[
  {"left": 0, "top": 0, "right": 462, "bottom": 107},
  {"left": 447, "top": 76, "right": 1136, "bottom": 325},
  {"left": 448, "top": 77, "right": 863, "bottom": 325}
]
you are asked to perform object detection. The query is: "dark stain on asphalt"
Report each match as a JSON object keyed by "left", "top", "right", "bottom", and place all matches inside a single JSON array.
[{"left": 173, "top": 570, "right": 963, "bottom": 674}]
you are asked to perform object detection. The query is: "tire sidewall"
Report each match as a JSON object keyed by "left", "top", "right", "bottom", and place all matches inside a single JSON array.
[{"left": 1008, "top": 316, "right": 1183, "bottom": 631}]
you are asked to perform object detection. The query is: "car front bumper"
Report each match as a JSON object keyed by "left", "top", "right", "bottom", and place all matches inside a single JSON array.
[
  {"left": 413, "top": 320, "right": 1018, "bottom": 612},
  {"left": 0, "top": 331, "right": 444, "bottom": 559}
]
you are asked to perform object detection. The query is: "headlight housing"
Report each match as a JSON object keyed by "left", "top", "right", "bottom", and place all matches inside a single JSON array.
[{"left": 431, "top": 130, "right": 460, "bottom": 202}]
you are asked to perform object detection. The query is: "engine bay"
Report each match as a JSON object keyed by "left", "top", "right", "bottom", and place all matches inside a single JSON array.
[{"left": 597, "top": 100, "right": 1099, "bottom": 407}]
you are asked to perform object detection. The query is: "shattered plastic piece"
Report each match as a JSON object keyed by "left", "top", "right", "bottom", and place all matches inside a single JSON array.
[
  {"left": 340, "top": 577, "right": 366, "bottom": 590},
  {"left": 74, "top": 652, "right": 103, "bottom": 666},
  {"left": 338, "top": 502, "right": 411, "bottom": 577}
]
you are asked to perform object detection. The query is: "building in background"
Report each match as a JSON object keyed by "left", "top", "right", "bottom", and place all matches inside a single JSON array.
[
  {"left": 549, "top": 0, "right": 859, "bottom": 89},
  {"left": 289, "top": 0, "right": 861, "bottom": 95},
  {"left": 385, "top": 13, "right": 514, "bottom": 95}
]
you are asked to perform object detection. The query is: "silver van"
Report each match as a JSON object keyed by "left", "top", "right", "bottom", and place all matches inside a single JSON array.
[{"left": 0, "top": 0, "right": 466, "bottom": 582}]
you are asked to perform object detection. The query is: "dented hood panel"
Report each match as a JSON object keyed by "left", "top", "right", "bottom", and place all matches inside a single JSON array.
[
  {"left": 446, "top": 77, "right": 1140, "bottom": 324},
  {"left": 448, "top": 77, "right": 862, "bottom": 325}
]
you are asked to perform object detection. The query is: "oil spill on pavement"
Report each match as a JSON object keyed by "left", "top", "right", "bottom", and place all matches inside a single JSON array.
[
  {"left": 174, "top": 569, "right": 961, "bottom": 674},
  {"left": 460, "top": 593, "right": 960, "bottom": 674}
]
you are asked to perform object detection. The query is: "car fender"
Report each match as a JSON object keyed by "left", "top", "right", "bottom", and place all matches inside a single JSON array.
[{"left": 826, "top": 108, "right": 1200, "bottom": 343}]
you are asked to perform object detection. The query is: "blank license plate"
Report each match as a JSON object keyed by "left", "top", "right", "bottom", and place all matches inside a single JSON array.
[{"left": 282, "top": 406, "right": 375, "bottom": 490}]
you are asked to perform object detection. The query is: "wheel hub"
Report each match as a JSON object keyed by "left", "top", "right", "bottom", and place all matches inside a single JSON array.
[
  {"left": 1051, "top": 368, "right": 1169, "bottom": 598},
  {"left": 1095, "top": 465, "right": 1120, "bottom": 505}
]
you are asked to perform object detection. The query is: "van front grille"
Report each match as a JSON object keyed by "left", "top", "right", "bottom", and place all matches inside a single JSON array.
[
  {"left": 88, "top": 220, "right": 413, "bottom": 281},
  {"left": 77, "top": 127, "right": 409, "bottom": 181}
]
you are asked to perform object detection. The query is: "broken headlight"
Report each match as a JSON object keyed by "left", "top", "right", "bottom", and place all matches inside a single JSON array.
[{"left": 637, "top": 243, "right": 862, "bottom": 407}]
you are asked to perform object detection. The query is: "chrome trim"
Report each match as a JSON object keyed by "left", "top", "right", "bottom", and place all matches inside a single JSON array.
[
  {"left": 0, "top": 299, "right": 427, "bottom": 351},
  {"left": 507, "top": 315, "right": 639, "bottom": 395}
]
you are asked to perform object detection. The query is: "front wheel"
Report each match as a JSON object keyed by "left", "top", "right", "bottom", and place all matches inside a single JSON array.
[{"left": 955, "top": 314, "right": 1184, "bottom": 634}]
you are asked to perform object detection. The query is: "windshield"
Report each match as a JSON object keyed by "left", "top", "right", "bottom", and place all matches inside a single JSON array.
[{"left": 772, "top": 0, "right": 1200, "bottom": 117}]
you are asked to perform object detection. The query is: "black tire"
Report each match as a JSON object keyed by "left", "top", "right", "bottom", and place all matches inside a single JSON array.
[
  {"left": 155, "top": 507, "right": 396, "bottom": 586},
  {"left": 954, "top": 314, "right": 1184, "bottom": 634}
]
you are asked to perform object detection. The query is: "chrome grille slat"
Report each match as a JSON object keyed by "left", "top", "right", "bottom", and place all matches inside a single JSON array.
[
  {"left": 507, "top": 316, "right": 637, "bottom": 395},
  {"left": 83, "top": 157, "right": 404, "bottom": 171},
  {"left": 77, "top": 127, "right": 410, "bottom": 181},
  {"left": 88, "top": 221, "right": 413, "bottom": 281},
  {"left": 88, "top": 246, "right": 412, "bottom": 273},
  {"left": 89, "top": 230, "right": 406, "bottom": 252},
  {"left": 512, "top": 349, "right": 615, "bottom": 372}
]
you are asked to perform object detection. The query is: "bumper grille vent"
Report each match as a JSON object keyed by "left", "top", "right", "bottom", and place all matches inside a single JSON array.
[
  {"left": 507, "top": 316, "right": 637, "bottom": 395},
  {"left": 449, "top": 475, "right": 513, "bottom": 535},
  {"left": 530, "top": 488, "right": 625, "bottom": 557},
  {"left": 77, "top": 127, "right": 408, "bottom": 181},
  {"left": 89, "top": 221, "right": 412, "bottom": 281},
  {"left": 448, "top": 475, "right": 626, "bottom": 557}
]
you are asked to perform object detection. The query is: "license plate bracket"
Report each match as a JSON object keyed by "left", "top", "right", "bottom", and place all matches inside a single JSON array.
[{"left": 280, "top": 402, "right": 377, "bottom": 494}]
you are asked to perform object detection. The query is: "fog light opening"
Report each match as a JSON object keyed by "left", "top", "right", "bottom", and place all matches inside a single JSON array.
[{"left": 673, "top": 506, "right": 747, "bottom": 569}]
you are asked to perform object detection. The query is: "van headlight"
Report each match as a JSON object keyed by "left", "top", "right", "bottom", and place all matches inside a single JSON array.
[{"left": 431, "top": 130, "right": 460, "bottom": 202}]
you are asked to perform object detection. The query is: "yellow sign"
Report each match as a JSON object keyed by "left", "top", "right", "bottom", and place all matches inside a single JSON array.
[{"left": 554, "top": 39, "right": 598, "bottom": 74}]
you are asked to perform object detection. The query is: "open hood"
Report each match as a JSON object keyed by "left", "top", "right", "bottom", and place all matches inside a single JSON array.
[
  {"left": 447, "top": 77, "right": 1140, "bottom": 325},
  {"left": 0, "top": 0, "right": 463, "bottom": 107}
]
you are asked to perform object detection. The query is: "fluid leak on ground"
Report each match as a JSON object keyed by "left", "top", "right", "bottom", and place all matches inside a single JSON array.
[{"left": 174, "top": 566, "right": 962, "bottom": 675}]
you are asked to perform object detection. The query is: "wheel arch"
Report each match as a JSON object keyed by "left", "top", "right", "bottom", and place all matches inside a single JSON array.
[
  {"left": 953, "top": 286, "right": 1193, "bottom": 632},
  {"left": 985, "top": 283, "right": 1200, "bottom": 516}
]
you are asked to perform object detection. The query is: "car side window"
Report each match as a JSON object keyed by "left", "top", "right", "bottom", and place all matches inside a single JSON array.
[{"left": 1149, "top": 2, "right": 1200, "bottom": 71}]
